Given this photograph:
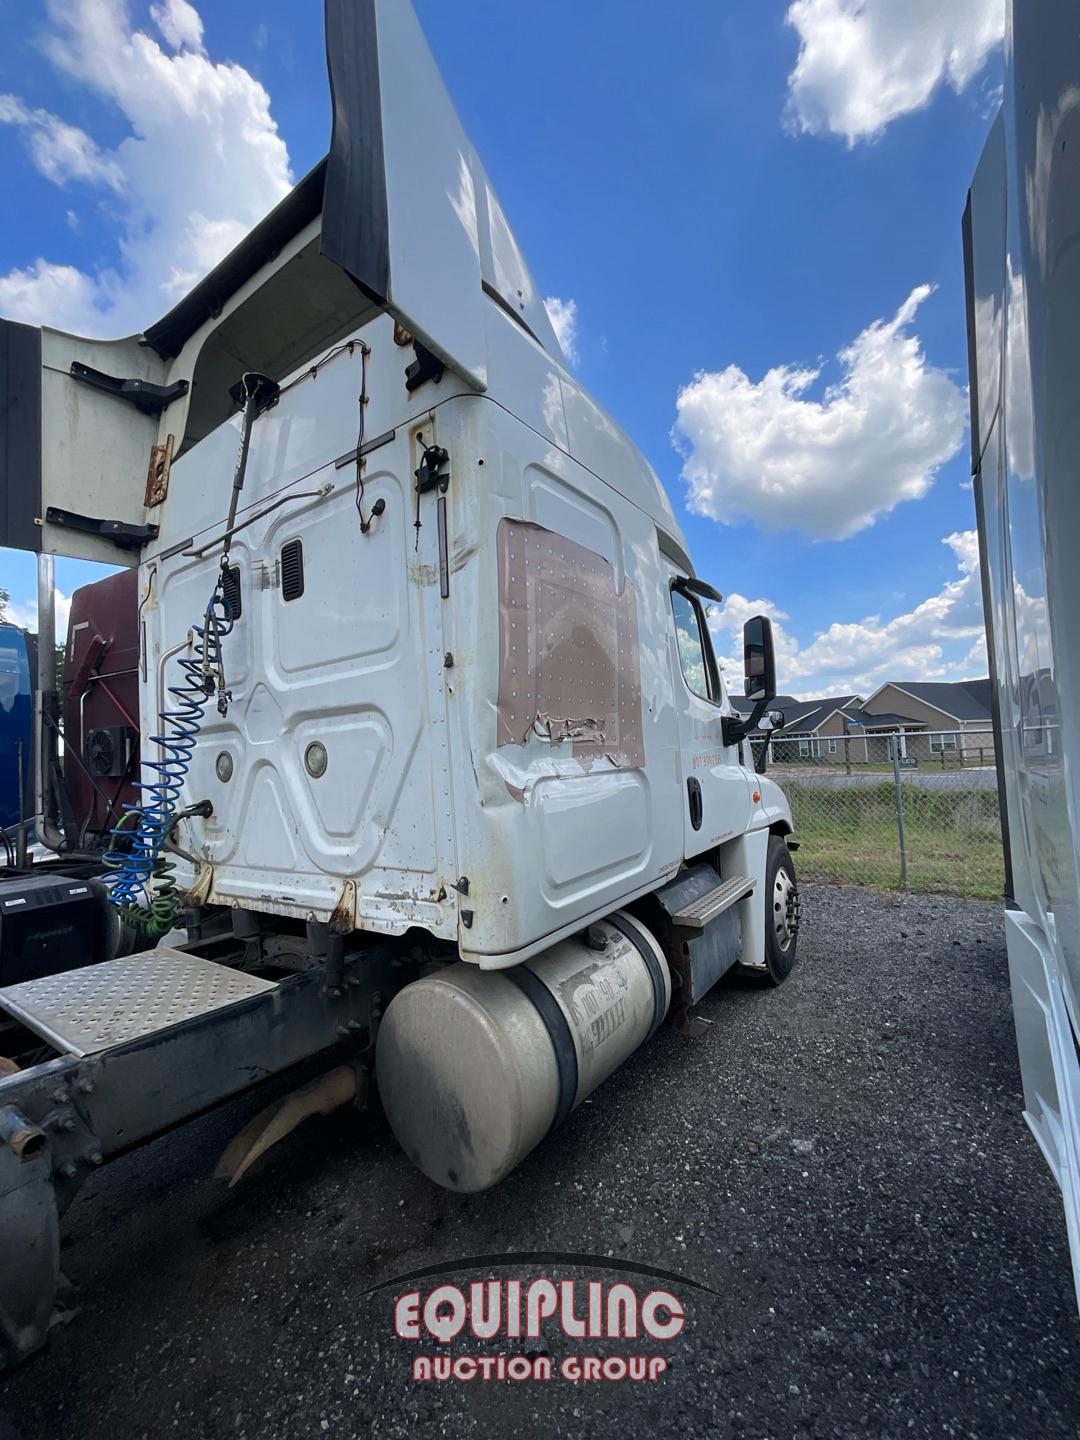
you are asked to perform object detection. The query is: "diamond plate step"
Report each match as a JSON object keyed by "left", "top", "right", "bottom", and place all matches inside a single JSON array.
[
  {"left": 669, "top": 874, "right": 755, "bottom": 930},
  {"left": 0, "top": 950, "right": 276, "bottom": 1057}
]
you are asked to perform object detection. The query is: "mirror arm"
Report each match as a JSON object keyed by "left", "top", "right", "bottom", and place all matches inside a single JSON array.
[{"left": 722, "top": 696, "right": 770, "bottom": 748}]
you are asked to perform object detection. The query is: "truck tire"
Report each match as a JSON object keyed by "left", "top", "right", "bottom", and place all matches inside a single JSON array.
[{"left": 763, "top": 835, "right": 799, "bottom": 985}]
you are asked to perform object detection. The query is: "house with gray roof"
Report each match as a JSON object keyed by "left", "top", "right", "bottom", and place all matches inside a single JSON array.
[
  {"left": 730, "top": 692, "right": 871, "bottom": 760},
  {"left": 861, "top": 679, "right": 992, "bottom": 724},
  {"left": 731, "top": 678, "right": 996, "bottom": 766},
  {"left": 857, "top": 679, "right": 995, "bottom": 762}
]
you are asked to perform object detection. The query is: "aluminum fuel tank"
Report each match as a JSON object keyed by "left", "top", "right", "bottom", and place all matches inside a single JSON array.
[{"left": 376, "top": 911, "right": 670, "bottom": 1192}]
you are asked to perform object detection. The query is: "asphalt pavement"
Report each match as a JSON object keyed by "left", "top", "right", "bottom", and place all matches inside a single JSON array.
[{"left": 1, "top": 883, "right": 1077, "bottom": 1440}]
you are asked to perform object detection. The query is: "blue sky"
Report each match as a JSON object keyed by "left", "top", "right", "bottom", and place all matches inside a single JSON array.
[{"left": 0, "top": 0, "right": 1005, "bottom": 698}]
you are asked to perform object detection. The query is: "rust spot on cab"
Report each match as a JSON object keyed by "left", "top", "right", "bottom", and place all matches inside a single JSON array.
[
  {"left": 145, "top": 433, "right": 174, "bottom": 507},
  {"left": 330, "top": 880, "right": 357, "bottom": 933}
]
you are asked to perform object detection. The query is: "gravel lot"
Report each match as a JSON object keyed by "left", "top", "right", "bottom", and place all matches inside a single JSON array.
[{"left": 2, "top": 883, "right": 1077, "bottom": 1440}]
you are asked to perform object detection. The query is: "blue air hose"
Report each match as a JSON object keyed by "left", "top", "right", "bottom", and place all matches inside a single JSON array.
[
  {"left": 105, "top": 586, "right": 233, "bottom": 936},
  {"left": 104, "top": 370, "right": 278, "bottom": 936}
]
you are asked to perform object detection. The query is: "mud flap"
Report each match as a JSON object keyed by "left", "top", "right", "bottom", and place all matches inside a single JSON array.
[{"left": 214, "top": 1063, "right": 365, "bottom": 1188}]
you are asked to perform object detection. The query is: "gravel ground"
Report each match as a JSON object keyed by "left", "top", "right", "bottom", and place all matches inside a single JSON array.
[{"left": 1, "top": 883, "right": 1077, "bottom": 1439}]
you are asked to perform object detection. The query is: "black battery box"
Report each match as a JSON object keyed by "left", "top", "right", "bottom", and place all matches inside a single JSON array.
[{"left": 0, "top": 871, "right": 112, "bottom": 985}]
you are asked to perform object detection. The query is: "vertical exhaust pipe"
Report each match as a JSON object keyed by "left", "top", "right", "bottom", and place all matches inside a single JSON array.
[{"left": 33, "top": 553, "right": 64, "bottom": 853}]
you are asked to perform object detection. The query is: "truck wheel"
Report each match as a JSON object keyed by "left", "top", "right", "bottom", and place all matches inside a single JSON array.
[{"left": 763, "top": 835, "right": 799, "bottom": 985}]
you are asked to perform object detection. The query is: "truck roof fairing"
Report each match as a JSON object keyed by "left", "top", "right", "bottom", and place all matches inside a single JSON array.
[
  {"left": 144, "top": 0, "right": 562, "bottom": 377},
  {"left": 0, "top": 0, "right": 689, "bottom": 570}
]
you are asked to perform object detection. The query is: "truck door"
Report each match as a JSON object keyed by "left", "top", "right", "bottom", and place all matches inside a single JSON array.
[{"left": 664, "top": 566, "right": 754, "bottom": 860}]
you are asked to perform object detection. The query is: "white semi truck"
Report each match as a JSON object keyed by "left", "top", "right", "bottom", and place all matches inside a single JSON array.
[
  {"left": 964, "top": 0, "right": 1080, "bottom": 1305},
  {"left": 0, "top": 0, "right": 798, "bottom": 1365}
]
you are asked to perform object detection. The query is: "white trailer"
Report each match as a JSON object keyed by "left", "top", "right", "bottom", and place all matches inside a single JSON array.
[
  {"left": 964, "top": 0, "right": 1080, "bottom": 1305},
  {"left": 0, "top": 0, "right": 798, "bottom": 1362}
]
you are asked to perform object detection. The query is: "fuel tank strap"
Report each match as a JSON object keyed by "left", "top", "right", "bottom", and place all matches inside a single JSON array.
[
  {"left": 607, "top": 913, "right": 668, "bottom": 1038},
  {"left": 505, "top": 964, "right": 579, "bottom": 1133}
]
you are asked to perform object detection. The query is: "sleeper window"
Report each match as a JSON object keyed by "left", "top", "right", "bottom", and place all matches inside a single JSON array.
[{"left": 671, "top": 589, "right": 716, "bottom": 702}]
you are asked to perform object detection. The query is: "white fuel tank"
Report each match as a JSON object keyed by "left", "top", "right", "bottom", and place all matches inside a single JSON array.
[{"left": 376, "top": 911, "right": 670, "bottom": 1191}]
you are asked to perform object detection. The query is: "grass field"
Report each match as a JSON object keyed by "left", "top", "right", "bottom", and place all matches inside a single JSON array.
[{"left": 782, "top": 779, "right": 1006, "bottom": 900}]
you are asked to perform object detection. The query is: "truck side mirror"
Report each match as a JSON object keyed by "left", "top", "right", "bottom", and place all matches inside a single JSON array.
[{"left": 743, "top": 615, "right": 776, "bottom": 704}]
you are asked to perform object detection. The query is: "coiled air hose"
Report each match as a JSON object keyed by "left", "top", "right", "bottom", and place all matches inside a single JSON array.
[
  {"left": 104, "top": 589, "right": 233, "bottom": 938},
  {"left": 105, "top": 370, "right": 279, "bottom": 939},
  {"left": 104, "top": 370, "right": 286, "bottom": 938}
]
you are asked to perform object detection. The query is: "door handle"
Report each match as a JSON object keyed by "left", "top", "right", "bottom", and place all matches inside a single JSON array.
[{"left": 687, "top": 776, "right": 703, "bottom": 831}]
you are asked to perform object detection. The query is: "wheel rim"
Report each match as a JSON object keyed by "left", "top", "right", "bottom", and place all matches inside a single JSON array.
[{"left": 772, "top": 866, "right": 799, "bottom": 953}]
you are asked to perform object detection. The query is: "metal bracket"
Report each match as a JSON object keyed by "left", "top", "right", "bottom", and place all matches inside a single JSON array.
[
  {"left": 44, "top": 508, "right": 159, "bottom": 551},
  {"left": 404, "top": 339, "right": 446, "bottom": 393},
  {"left": 227, "top": 372, "right": 280, "bottom": 415},
  {"left": 414, "top": 444, "right": 450, "bottom": 495},
  {"left": 721, "top": 714, "right": 753, "bottom": 748},
  {"left": 69, "top": 362, "right": 189, "bottom": 417}
]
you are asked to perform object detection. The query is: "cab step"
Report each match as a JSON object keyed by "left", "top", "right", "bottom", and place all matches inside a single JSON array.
[
  {"left": 0, "top": 950, "right": 275, "bottom": 1057},
  {"left": 669, "top": 874, "right": 755, "bottom": 930}
]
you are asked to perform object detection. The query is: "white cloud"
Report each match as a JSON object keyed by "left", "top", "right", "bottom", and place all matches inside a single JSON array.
[
  {"left": 149, "top": 0, "right": 205, "bottom": 53},
  {"left": 0, "top": 95, "right": 124, "bottom": 191},
  {"left": 944, "top": 527, "right": 980, "bottom": 575},
  {"left": 544, "top": 296, "right": 579, "bottom": 366},
  {"left": 0, "top": 260, "right": 102, "bottom": 336},
  {"left": 0, "top": 0, "right": 291, "bottom": 337},
  {"left": 673, "top": 285, "right": 967, "bottom": 540},
  {"left": 785, "top": 0, "right": 1005, "bottom": 144},
  {"left": 3, "top": 591, "right": 73, "bottom": 642},
  {"left": 708, "top": 530, "right": 986, "bottom": 697}
]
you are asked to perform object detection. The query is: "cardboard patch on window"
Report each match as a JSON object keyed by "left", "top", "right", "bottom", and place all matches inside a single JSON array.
[{"left": 497, "top": 518, "right": 644, "bottom": 768}]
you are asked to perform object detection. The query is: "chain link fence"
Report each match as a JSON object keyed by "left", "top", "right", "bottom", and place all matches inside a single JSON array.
[{"left": 753, "top": 729, "right": 1004, "bottom": 900}]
